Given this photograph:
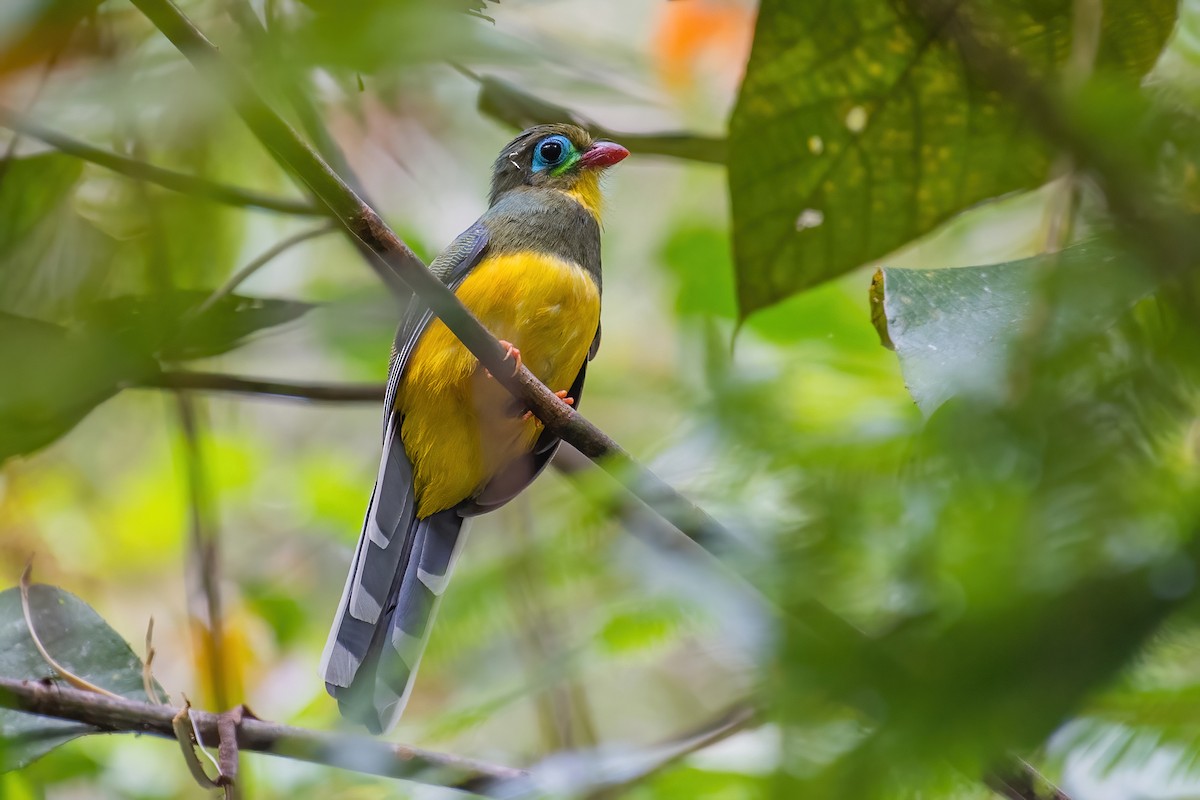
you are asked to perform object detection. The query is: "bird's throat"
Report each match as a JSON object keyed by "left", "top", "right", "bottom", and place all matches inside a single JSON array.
[{"left": 561, "top": 170, "right": 603, "bottom": 222}]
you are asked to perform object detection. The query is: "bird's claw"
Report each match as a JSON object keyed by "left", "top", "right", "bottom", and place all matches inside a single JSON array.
[
  {"left": 520, "top": 390, "right": 574, "bottom": 422},
  {"left": 485, "top": 340, "right": 522, "bottom": 379},
  {"left": 499, "top": 340, "right": 522, "bottom": 375}
]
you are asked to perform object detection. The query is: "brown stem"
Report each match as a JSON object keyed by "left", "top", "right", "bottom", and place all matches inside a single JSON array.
[
  {"left": 0, "top": 677, "right": 524, "bottom": 791},
  {"left": 174, "top": 393, "right": 230, "bottom": 711}
]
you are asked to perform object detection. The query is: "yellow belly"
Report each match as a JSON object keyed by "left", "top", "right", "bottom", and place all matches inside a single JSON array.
[{"left": 396, "top": 251, "right": 601, "bottom": 518}]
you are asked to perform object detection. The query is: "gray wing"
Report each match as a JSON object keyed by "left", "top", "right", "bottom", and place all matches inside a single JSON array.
[{"left": 381, "top": 222, "right": 490, "bottom": 435}]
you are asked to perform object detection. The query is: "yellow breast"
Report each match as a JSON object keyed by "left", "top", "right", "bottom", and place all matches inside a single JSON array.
[{"left": 396, "top": 251, "right": 601, "bottom": 518}]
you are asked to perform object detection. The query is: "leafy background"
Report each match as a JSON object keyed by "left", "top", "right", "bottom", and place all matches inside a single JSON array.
[{"left": 1, "top": 0, "right": 1199, "bottom": 798}]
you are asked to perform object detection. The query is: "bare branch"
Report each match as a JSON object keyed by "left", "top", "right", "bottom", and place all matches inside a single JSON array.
[
  {"left": 0, "top": 677, "right": 523, "bottom": 791},
  {"left": 143, "top": 618, "right": 165, "bottom": 706},
  {"left": 0, "top": 106, "right": 323, "bottom": 215},
  {"left": 142, "top": 372, "right": 385, "bottom": 403},
  {"left": 128, "top": 0, "right": 751, "bottom": 564}
]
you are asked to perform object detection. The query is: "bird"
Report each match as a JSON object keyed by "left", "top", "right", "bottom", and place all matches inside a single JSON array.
[{"left": 320, "top": 124, "right": 628, "bottom": 732}]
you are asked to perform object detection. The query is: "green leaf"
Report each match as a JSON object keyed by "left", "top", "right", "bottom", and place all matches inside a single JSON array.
[
  {"left": 729, "top": 0, "right": 1176, "bottom": 317},
  {"left": 0, "top": 292, "right": 309, "bottom": 463},
  {"left": 871, "top": 241, "right": 1152, "bottom": 413},
  {"left": 79, "top": 291, "right": 314, "bottom": 361},
  {"left": 0, "top": 154, "right": 113, "bottom": 319},
  {"left": 289, "top": 0, "right": 490, "bottom": 74},
  {"left": 0, "top": 313, "right": 159, "bottom": 462},
  {"left": 0, "top": 154, "right": 81, "bottom": 249},
  {"left": 598, "top": 603, "right": 685, "bottom": 656},
  {"left": 0, "top": 584, "right": 161, "bottom": 771}
]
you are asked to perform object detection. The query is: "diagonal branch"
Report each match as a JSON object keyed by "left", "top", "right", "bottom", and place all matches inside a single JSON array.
[
  {"left": 0, "top": 106, "right": 322, "bottom": 215},
  {"left": 126, "top": 0, "right": 750, "bottom": 563},
  {"left": 0, "top": 677, "right": 523, "bottom": 793}
]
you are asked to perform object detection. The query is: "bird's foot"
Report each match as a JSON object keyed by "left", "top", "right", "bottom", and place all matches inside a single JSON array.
[
  {"left": 484, "top": 340, "right": 522, "bottom": 379},
  {"left": 520, "top": 390, "right": 574, "bottom": 422}
]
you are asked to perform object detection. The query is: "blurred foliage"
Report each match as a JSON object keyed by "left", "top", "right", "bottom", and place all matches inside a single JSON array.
[{"left": 2, "top": 0, "right": 1200, "bottom": 798}]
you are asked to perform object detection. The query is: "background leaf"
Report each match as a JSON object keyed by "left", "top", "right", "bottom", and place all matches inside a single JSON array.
[
  {"left": 78, "top": 291, "right": 314, "bottom": 361},
  {"left": 728, "top": 0, "right": 1176, "bottom": 317},
  {"left": 0, "top": 584, "right": 160, "bottom": 771},
  {"left": 0, "top": 153, "right": 114, "bottom": 320},
  {"left": 0, "top": 293, "right": 309, "bottom": 463},
  {"left": 0, "top": 313, "right": 158, "bottom": 463},
  {"left": 872, "top": 240, "right": 1153, "bottom": 414}
]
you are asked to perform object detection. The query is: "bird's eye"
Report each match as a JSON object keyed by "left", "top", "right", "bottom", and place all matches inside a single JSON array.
[
  {"left": 532, "top": 135, "right": 572, "bottom": 172},
  {"left": 539, "top": 139, "right": 563, "bottom": 163}
]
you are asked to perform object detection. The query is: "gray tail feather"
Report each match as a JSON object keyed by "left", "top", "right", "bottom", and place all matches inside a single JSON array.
[{"left": 319, "top": 423, "right": 468, "bottom": 733}]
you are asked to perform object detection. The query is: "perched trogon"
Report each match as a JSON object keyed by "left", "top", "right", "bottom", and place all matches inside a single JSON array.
[{"left": 320, "top": 124, "right": 628, "bottom": 732}]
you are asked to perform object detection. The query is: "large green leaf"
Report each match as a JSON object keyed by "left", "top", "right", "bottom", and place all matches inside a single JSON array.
[
  {"left": 0, "top": 584, "right": 160, "bottom": 771},
  {"left": 78, "top": 291, "right": 314, "bottom": 361},
  {"left": 0, "top": 154, "right": 111, "bottom": 319},
  {"left": 871, "top": 241, "right": 1152, "bottom": 413},
  {"left": 729, "top": 0, "right": 1176, "bottom": 317},
  {"left": 0, "top": 293, "right": 310, "bottom": 462},
  {"left": 0, "top": 313, "right": 158, "bottom": 462}
]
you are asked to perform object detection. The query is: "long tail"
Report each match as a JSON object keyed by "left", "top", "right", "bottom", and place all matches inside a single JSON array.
[{"left": 319, "top": 424, "right": 467, "bottom": 733}]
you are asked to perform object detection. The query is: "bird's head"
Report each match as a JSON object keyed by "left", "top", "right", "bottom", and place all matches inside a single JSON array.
[{"left": 489, "top": 123, "right": 628, "bottom": 215}]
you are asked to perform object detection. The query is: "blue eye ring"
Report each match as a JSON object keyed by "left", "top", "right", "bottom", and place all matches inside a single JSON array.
[{"left": 532, "top": 135, "right": 573, "bottom": 173}]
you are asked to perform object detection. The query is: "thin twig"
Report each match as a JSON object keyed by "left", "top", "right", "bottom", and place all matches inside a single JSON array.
[
  {"left": 143, "top": 617, "right": 165, "bottom": 705},
  {"left": 0, "top": 106, "right": 322, "bottom": 215},
  {"left": 185, "top": 694, "right": 225, "bottom": 778},
  {"left": 192, "top": 220, "right": 337, "bottom": 318},
  {"left": 985, "top": 759, "right": 1071, "bottom": 800},
  {"left": 0, "top": 677, "right": 525, "bottom": 791},
  {"left": 126, "top": 0, "right": 750, "bottom": 565},
  {"left": 585, "top": 704, "right": 757, "bottom": 800},
  {"left": 19, "top": 564, "right": 121, "bottom": 699},
  {"left": 142, "top": 371, "right": 385, "bottom": 403},
  {"left": 0, "top": 42, "right": 67, "bottom": 190},
  {"left": 223, "top": 0, "right": 411, "bottom": 299},
  {"left": 1040, "top": 0, "right": 1101, "bottom": 253},
  {"left": 505, "top": 498, "right": 596, "bottom": 751},
  {"left": 172, "top": 700, "right": 221, "bottom": 789},
  {"left": 475, "top": 702, "right": 758, "bottom": 798},
  {"left": 174, "top": 393, "right": 231, "bottom": 711},
  {"left": 225, "top": 0, "right": 362, "bottom": 192}
]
